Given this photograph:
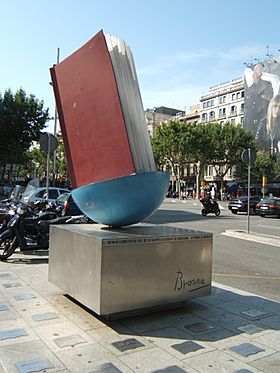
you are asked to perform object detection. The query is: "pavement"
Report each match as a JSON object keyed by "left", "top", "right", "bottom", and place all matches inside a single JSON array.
[{"left": 0, "top": 241, "right": 279, "bottom": 372}]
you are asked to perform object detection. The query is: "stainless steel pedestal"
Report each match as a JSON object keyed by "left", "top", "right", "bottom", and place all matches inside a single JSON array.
[{"left": 48, "top": 224, "right": 213, "bottom": 317}]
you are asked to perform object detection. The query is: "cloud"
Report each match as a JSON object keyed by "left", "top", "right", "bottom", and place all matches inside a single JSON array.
[{"left": 138, "top": 44, "right": 273, "bottom": 111}]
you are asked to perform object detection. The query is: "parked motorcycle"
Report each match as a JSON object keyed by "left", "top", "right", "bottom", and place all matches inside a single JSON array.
[
  {"left": 0, "top": 203, "right": 18, "bottom": 234},
  {"left": 0, "top": 203, "right": 83, "bottom": 261},
  {"left": 201, "top": 199, "right": 221, "bottom": 216}
]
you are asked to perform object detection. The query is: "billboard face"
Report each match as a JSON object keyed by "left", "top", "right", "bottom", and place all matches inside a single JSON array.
[{"left": 244, "top": 57, "right": 280, "bottom": 155}]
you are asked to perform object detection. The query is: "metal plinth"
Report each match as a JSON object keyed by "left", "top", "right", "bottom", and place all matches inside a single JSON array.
[{"left": 48, "top": 224, "right": 213, "bottom": 317}]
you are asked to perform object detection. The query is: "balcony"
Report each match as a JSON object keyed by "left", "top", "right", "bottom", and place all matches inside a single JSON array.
[{"left": 229, "top": 110, "right": 237, "bottom": 117}]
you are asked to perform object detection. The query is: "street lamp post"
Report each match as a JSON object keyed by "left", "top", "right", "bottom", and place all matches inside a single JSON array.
[{"left": 52, "top": 47, "right": 60, "bottom": 186}]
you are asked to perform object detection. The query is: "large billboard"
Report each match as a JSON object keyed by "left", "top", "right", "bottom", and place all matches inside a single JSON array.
[{"left": 244, "top": 57, "right": 280, "bottom": 155}]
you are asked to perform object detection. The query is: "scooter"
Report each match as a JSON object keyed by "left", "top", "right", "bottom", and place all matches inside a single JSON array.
[
  {"left": 0, "top": 203, "right": 82, "bottom": 261},
  {"left": 201, "top": 199, "right": 221, "bottom": 216}
]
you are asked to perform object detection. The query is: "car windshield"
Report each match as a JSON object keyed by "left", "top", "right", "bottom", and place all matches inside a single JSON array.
[
  {"left": 261, "top": 199, "right": 277, "bottom": 204},
  {"left": 238, "top": 196, "right": 259, "bottom": 201},
  {"left": 56, "top": 193, "right": 69, "bottom": 204}
]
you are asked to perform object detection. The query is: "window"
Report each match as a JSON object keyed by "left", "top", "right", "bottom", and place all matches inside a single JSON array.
[
  {"left": 241, "top": 91, "right": 244, "bottom": 98},
  {"left": 207, "top": 166, "right": 214, "bottom": 176},
  {"left": 223, "top": 96, "right": 226, "bottom": 103},
  {"left": 201, "top": 113, "right": 208, "bottom": 122},
  {"left": 219, "top": 108, "right": 226, "bottom": 118},
  {"left": 231, "top": 118, "right": 236, "bottom": 124},
  {"left": 232, "top": 93, "right": 236, "bottom": 101},
  {"left": 209, "top": 111, "right": 215, "bottom": 120},
  {"left": 203, "top": 99, "right": 215, "bottom": 108},
  {"left": 35, "top": 190, "right": 46, "bottom": 198},
  {"left": 237, "top": 92, "right": 240, "bottom": 99},
  {"left": 59, "top": 189, "right": 69, "bottom": 195},
  {"left": 48, "top": 190, "right": 59, "bottom": 199}
]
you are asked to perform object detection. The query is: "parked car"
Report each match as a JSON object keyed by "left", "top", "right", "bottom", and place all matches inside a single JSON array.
[
  {"left": 228, "top": 195, "right": 261, "bottom": 214},
  {"left": 56, "top": 193, "right": 82, "bottom": 216},
  {"left": 20, "top": 187, "right": 70, "bottom": 206},
  {"left": 55, "top": 193, "right": 94, "bottom": 223},
  {"left": 255, "top": 198, "right": 280, "bottom": 217}
]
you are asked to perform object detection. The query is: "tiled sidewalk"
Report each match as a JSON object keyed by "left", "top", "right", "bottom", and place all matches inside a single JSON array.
[{"left": 0, "top": 250, "right": 279, "bottom": 373}]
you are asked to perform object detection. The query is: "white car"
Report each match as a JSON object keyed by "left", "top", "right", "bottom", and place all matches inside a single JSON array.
[{"left": 20, "top": 187, "right": 70, "bottom": 205}]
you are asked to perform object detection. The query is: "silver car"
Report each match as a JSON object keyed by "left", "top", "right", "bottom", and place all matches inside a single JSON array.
[{"left": 20, "top": 187, "right": 70, "bottom": 205}]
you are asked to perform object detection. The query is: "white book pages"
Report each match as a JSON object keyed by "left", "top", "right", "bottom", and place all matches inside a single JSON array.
[{"left": 105, "top": 34, "right": 156, "bottom": 173}]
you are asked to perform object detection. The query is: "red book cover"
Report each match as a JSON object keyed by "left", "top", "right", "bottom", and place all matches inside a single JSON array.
[{"left": 50, "top": 30, "right": 135, "bottom": 188}]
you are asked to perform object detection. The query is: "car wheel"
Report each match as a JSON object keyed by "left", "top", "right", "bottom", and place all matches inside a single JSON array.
[
  {"left": 249, "top": 207, "right": 255, "bottom": 215},
  {"left": 260, "top": 214, "right": 265, "bottom": 218},
  {"left": 231, "top": 210, "right": 238, "bottom": 214}
]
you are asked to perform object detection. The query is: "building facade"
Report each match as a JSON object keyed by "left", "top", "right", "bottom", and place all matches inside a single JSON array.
[
  {"left": 200, "top": 77, "right": 244, "bottom": 126},
  {"left": 199, "top": 77, "right": 245, "bottom": 185}
]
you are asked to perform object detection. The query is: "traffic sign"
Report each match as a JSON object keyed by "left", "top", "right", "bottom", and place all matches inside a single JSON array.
[
  {"left": 39, "top": 133, "right": 58, "bottom": 153},
  {"left": 241, "top": 149, "right": 256, "bottom": 165}
]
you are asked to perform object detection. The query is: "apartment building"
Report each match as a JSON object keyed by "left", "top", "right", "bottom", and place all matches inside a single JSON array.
[
  {"left": 200, "top": 77, "right": 245, "bottom": 185},
  {"left": 145, "top": 106, "right": 185, "bottom": 137},
  {"left": 200, "top": 77, "right": 244, "bottom": 126}
]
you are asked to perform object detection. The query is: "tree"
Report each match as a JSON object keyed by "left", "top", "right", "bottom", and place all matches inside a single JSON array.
[
  {"left": 203, "top": 122, "right": 256, "bottom": 194},
  {"left": 252, "top": 150, "right": 278, "bottom": 181},
  {"left": 151, "top": 120, "right": 256, "bottom": 198},
  {"left": 0, "top": 88, "right": 49, "bottom": 182},
  {"left": 151, "top": 120, "right": 198, "bottom": 183},
  {"left": 18, "top": 139, "right": 68, "bottom": 186}
]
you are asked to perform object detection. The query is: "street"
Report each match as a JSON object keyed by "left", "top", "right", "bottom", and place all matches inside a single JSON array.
[{"left": 145, "top": 198, "right": 280, "bottom": 302}]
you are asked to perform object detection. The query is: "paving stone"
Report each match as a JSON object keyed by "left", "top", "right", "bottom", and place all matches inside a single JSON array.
[
  {"left": 184, "top": 349, "right": 259, "bottom": 372},
  {"left": 0, "top": 304, "right": 9, "bottom": 312},
  {"left": 184, "top": 321, "right": 214, "bottom": 333},
  {"left": 152, "top": 366, "right": 188, "bottom": 373},
  {"left": 241, "top": 309, "right": 267, "bottom": 318},
  {"left": 56, "top": 343, "right": 119, "bottom": 372},
  {"left": 31, "top": 312, "right": 58, "bottom": 322},
  {"left": 14, "top": 294, "right": 37, "bottom": 301},
  {"left": 0, "top": 272, "right": 10, "bottom": 278},
  {"left": 0, "top": 340, "right": 66, "bottom": 372},
  {"left": 85, "top": 362, "right": 122, "bottom": 372},
  {"left": 2, "top": 282, "right": 23, "bottom": 288},
  {"left": 15, "top": 357, "right": 54, "bottom": 373},
  {"left": 250, "top": 351, "right": 280, "bottom": 373},
  {"left": 54, "top": 334, "right": 86, "bottom": 348},
  {"left": 237, "top": 324, "right": 264, "bottom": 334},
  {"left": 229, "top": 342, "right": 265, "bottom": 357},
  {"left": 111, "top": 338, "right": 144, "bottom": 352},
  {"left": 0, "top": 328, "right": 28, "bottom": 340},
  {"left": 171, "top": 340, "right": 204, "bottom": 354}
]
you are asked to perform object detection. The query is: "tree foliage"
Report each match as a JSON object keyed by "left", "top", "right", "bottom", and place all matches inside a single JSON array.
[
  {"left": 151, "top": 120, "right": 198, "bottom": 176},
  {"left": 18, "top": 140, "right": 68, "bottom": 184},
  {"left": 0, "top": 88, "right": 49, "bottom": 181},
  {"left": 204, "top": 122, "right": 255, "bottom": 178},
  {"left": 151, "top": 120, "right": 256, "bottom": 184},
  {"left": 251, "top": 151, "right": 275, "bottom": 180}
]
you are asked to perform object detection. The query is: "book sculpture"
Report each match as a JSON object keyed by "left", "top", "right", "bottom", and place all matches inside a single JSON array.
[{"left": 50, "top": 30, "right": 169, "bottom": 226}]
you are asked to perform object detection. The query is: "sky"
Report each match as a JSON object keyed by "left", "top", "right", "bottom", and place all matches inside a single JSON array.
[{"left": 1, "top": 0, "right": 280, "bottom": 132}]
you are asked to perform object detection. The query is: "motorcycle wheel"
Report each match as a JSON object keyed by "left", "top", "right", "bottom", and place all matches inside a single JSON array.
[
  {"left": 215, "top": 208, "right": 221, "bottom": 216},
  {"left": 0, "top": 236, "right": 17, "bottom": 260},
  {"left": 201, "top": 208, "right": 207, "bottom": 216}
]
